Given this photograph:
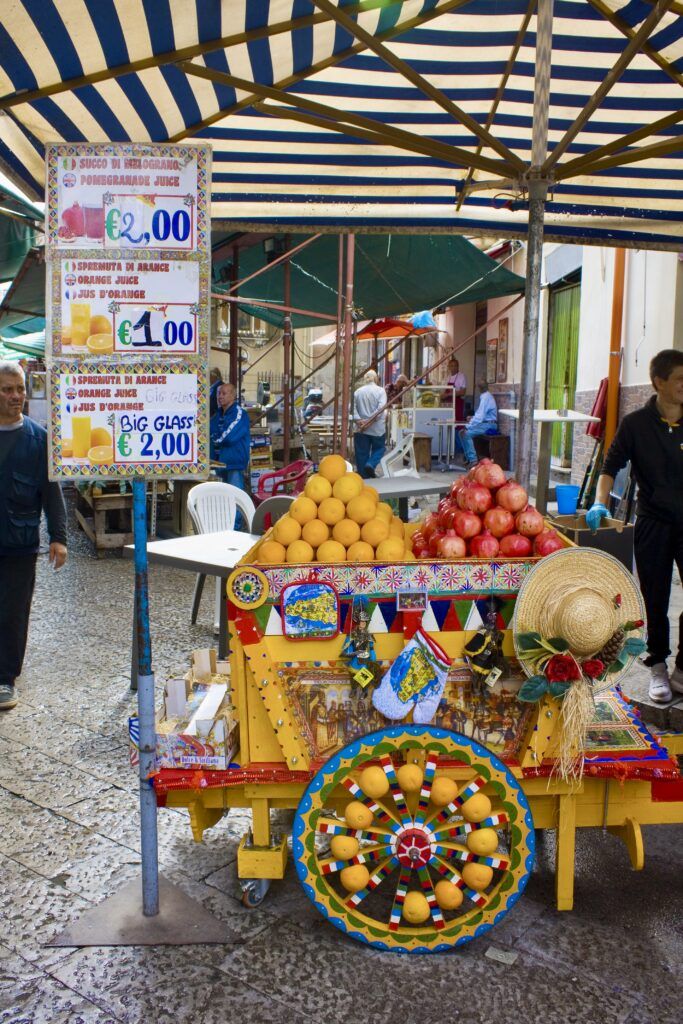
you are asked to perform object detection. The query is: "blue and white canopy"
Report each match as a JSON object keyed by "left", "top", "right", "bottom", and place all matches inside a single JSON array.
[{"left": 0, "top": 1, "right": 681, "bottom": 248}]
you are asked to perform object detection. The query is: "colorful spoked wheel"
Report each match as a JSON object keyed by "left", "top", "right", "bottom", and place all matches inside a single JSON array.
[{"left": 293, "top": 725, "right": 534, "bottom": 953}]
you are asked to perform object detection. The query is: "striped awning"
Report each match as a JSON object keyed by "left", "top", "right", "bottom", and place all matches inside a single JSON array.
[{"left": 0, "top": 1, "right": 682, "bottom": 249}]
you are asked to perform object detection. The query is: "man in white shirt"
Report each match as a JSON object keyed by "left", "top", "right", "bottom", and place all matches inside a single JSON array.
[
  {"left": 459, "top": 381, "right": 498, "bottom": 466},
  {"left": 353, "top": 370, "right": 387, "bottom": 478}
]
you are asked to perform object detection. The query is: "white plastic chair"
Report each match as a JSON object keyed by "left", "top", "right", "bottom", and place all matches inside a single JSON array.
[
  {"left": 378, "top": 432, "right": 420, "bottom": 479},
  {"left": 187, "top": 483, "right": 256, "bottom": 630}
]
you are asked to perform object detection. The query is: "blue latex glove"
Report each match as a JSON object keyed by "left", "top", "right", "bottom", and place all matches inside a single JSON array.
[{"left": 586, "top": 503, "right": 609, "bottom": 532}]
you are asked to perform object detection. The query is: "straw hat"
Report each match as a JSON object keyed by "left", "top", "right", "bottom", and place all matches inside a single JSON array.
[{"left": 513, "top": 548, "right": 644, "bottom": 679}]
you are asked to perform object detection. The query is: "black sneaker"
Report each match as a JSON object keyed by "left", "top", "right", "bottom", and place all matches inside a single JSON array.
[
  {"left": 0, "top": 683, "right": 17, "bottom": 711},
  {"left": 362, "top": 467, "right": 376, "bottom": 479}
]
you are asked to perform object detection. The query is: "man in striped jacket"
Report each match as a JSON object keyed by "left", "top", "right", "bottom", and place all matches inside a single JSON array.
[{"left": 210, "top": 382, "right": 250, "bottom": 490}]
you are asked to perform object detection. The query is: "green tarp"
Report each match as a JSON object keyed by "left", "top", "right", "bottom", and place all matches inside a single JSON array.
[{"left": 212, "top": 234, "right": 524, "bottom": 329}]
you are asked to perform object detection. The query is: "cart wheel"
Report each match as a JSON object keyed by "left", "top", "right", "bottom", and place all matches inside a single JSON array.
[
  {"left": 241, "top": 878, "right": 271, "bottom": 908},
  {"left": 293, "top": 725, "right": 534, "bottom": 953}
]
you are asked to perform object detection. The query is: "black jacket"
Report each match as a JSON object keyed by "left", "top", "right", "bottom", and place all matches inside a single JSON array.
[
  {"left": 602, "top": 395, "right": 683, "bottom": 525},
  {"left": 0, "top": 417, "right": 67, "bottom": 555}
]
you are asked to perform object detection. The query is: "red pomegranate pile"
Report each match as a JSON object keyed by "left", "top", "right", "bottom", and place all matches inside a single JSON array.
[{"left": 411, "top": 459, "right": 564, "bottom": 561}]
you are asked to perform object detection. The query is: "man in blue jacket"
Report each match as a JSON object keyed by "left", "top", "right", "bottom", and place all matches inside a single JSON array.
[
  {"left": 210, "top": 382, "right": 251, "bottom": 490},
  {"left": 0, "top": 363, "right": 67, "bottom": 710}
]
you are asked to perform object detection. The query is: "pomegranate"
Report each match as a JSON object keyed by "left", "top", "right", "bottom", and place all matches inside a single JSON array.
[
  {"left": 411, "top": 531, "right": 426, "bottom": 552},
  {"left": 422, "top": 513, "right": 440, "bottom": 540},
  {"left": 495, "top": 479, "right": 529, "bottom": 513},
  {"left": 469, "top": 530, "right": 500, "bottom": 558},
  {"left": 515, "top": 506, "right": 545, "bottom": 537},
  {"left": 428, "top": 530, "right": 446, "bottom": 557},
  {"left": 456, "top": 482, "right": 493, "bottom": 515},
  {"left": 437, "top": 533, "right": 467, "bottom": 558},
  {"left": 440, "top": 506, "right": 459, "bottom": 531},
  {"left": 499, "top": 533, "right": 533, "bottom": 557},
  {"left": 534, "top": 529, "right": 564, "bottom": 557},
  {"left": 453, "top": 510, "right": 482, "bottom": 540},
  {"left": 438, "top": 496, "right": 457, "bottom": 516},
  {"left": 483, "top": 507, "right": 515, "bottom": 538},
  {"left": 473, "top": 461, "right": 506, "bottom": 490}
]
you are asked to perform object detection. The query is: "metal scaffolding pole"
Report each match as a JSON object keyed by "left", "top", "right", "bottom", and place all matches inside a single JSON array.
[
  {"left": 332, "top": 234, "right": 344, "bottom": 452},
  {"left": 229, "top": 245, "right": 239, "bottom": 392},
  {"left": 339, "top": 233, "right": 355, "bottom": 458},
  {"left": 516, "top": 0, "right": 554, "bottom": 492},
  {"left": 283, "top": 249, "right": 292, "bottom": 464}
]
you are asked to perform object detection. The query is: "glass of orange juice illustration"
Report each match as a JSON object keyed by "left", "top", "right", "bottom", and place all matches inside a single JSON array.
[
  {"left": 71, "top": 415, "right": 92, "bottom": 458},
  {"left": 70, "top": 302, "right": 91, "bottom": 348}
]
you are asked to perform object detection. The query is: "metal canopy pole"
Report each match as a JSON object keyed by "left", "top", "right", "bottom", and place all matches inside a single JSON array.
[
  {"left": 283, "top": 246, "right": 292, "bottom": 464},
  {"left": 516, "top": 0, "right": 554, "bottom": 492},
  {"left": 339, "top": 233, "right": 355, "bottom": 458},
  {"left": 332, "top": 234, "right": 344, "bottom": 451},
  {"left": 131, "top": 480, "right": 159, "bottom": 917},
  {"left": 229, "top": 244, "right": 239, "bottom": 393}
]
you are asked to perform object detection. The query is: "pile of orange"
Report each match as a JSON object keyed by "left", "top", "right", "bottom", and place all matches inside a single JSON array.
[{"left": 256, "top": 454, "right": 413, "bottom": 565}]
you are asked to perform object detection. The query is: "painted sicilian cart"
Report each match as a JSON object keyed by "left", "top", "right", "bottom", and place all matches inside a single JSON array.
[{"left": 153, "top": 459, "right": 683, "bottom": 953}]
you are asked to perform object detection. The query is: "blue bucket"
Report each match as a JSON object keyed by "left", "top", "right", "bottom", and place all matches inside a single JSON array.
[{"left": 555, "top": 484, "right": 580, "bottom": 515}]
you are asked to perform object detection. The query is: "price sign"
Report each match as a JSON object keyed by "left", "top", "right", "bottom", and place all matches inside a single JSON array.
[
  {"left": 46, "top": 143, "right": 211, "bottom": 482},
  {"left": 47, "top": 144, "right": 207, "bottom": 252},
  {"left": 54, "top": 258, "right": 202, "bottom": 357},
  {"left": 48, "top": 361, "right": 208, "bottom": 480},
  {"left": 104, "top": 194, "right": 195, "bottom": 251}
]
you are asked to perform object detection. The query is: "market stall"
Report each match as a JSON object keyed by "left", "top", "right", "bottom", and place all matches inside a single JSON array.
[{"left": 144, "top": 456, "right": 683, "bottom": 952}]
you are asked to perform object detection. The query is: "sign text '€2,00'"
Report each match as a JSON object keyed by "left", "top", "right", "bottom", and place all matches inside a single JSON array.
[{"left": 116, "top": 410, "right": 196, "bottom": 463}]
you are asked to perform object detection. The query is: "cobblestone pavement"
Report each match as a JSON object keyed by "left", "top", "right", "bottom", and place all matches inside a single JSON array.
[{"left": 1, "top": 513, "right": 682, "bottom": 1024}]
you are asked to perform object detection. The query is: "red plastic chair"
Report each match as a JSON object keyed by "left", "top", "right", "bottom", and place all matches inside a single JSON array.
[{"left": 255, "top": 459, "right": 313, "bottom": 502}]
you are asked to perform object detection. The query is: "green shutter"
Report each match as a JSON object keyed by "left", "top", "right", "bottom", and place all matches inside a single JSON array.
[{"left": 546, "top": 283, "right": 581, "bottom": 463}]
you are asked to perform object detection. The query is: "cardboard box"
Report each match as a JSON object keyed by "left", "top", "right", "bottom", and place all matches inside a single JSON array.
[
  {"left": 129, "top": 673, "right": 239, "bottom": 771},
  {"left": 549, "top": 513, "right": 634, "bottom": 570}
]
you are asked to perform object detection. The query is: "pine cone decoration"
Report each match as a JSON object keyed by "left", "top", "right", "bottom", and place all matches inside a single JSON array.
[{"left": 597, "top": 627, "right": 625, "bottom": 665}]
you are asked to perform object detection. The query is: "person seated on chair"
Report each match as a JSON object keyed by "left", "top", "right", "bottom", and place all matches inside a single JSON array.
[
  {"left": 353, "top": 370, "right": 387, "bottom": 479},
  {"left": 459, "top": 381, "right": 497, "bottom": 466},
  {"left": 210, "top": 382, "right": 251, "bottom": 489}
]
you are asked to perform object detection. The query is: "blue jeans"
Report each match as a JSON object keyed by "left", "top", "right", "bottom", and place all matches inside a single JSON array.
[
  {"left": 460, "top": 423, "right": 493, "bottom": 464},
  {"left": 354, "top": 433, "right": 386, "bottom": 477}
]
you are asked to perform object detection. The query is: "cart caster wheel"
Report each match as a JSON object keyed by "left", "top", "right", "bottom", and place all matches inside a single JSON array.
[
  {"left": 241, "top": 878, "right": 271, "bottom": 908},
  {"left": 293, "top": 725, "right": 535, "bottom": 953}
]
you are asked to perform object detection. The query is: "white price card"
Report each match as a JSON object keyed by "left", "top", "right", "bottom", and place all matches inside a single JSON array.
[{"left": 48, "top": 361, "right": 208, "bottom": 481}]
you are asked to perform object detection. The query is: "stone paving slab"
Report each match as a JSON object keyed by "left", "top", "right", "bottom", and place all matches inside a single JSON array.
[
  {"left": 216, "top": 917, "right": 641, "bottom": 1024},
  {"left": 48, "top": 946, "right": 315, "bottom": 1024}
]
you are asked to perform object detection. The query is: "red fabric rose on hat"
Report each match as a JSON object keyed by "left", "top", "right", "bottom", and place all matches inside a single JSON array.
[
  {"left": 545, "top": 654, "right": 581, "bottom": 683},
  {"left": 581, "top": 659, "right": 605, "bottom": 679}
]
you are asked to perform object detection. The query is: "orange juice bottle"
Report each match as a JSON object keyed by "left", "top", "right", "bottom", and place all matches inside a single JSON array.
[
  {"left": 72, "top": 415, "right": 91, "bottom": 458},
  {"left": 70, "top": 302, "right": 91, "bottom": 347}
]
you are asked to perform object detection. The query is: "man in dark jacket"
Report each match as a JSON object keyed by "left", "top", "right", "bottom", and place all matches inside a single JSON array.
[
  {"left": 0, "top": 363, "right": 67, "bottom": 710},
  {"left": 210, "top": 382, "right": 251, "bottom": 489},
  {"left": 587, "top": 349, "right": 683, "bottom": 703}
]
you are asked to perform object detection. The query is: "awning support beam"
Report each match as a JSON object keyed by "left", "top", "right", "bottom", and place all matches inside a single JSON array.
[
  {"left": 457, "top": 0, "right": 536, "bottom": 210},
  {"left": 0, "top": 0, "right": 409, "bottom": 110},
  {"left": 516, "top": 0, "right": 554, "bottom": 492},
  {"left": 310, "top": 0, "right": 525, "bottom": 174},
  {"left": 169, "top": 0, "right": 474, "bottom": 144},
  {"left": 542, "top": 0, "right": 677, "bottom": 173},
  {"left": 556, "top": 106, "right": 683, "bottom": 180},
  {"left": 586, "top": 0, "right": 683, "bottom": 88},
  {"left": 179, "top": 63, "right": 512, "bottom": 177}
]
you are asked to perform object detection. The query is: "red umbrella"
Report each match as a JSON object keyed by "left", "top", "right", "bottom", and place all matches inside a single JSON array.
[{"left": 356, "top": 317, "right": 431, "bottom": 341}]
